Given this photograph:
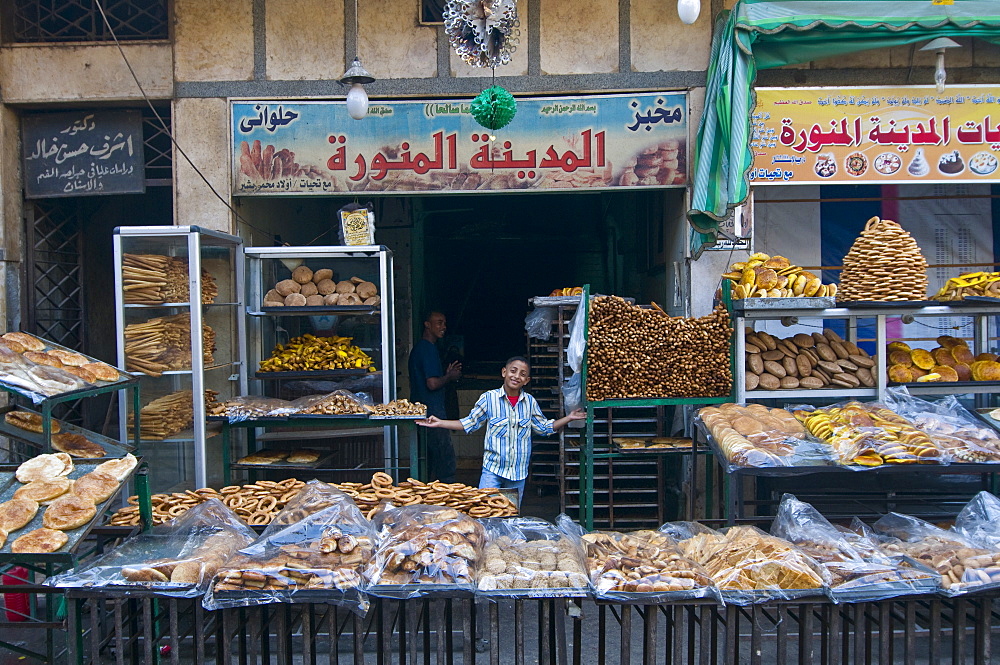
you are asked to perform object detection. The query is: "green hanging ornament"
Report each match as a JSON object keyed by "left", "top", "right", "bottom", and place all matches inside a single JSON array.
[{"left": 470, "top": 86, "right": 517, "bottom": 131}]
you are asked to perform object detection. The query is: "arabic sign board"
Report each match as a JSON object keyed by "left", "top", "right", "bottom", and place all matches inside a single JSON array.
[
  {"left": 22, "top": 110, "right": 145, "bottom": 199},
  {"left": 231, "top": 93, "right": 687, "bottom": 195},
  {"left": 752, "top": 86, "right": 1000, "bottom": 185}
]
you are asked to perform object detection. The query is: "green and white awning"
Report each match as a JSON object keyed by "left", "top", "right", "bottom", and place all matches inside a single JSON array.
[{"left": 689, "top": 0, "right": 1000, "bottom": 254}]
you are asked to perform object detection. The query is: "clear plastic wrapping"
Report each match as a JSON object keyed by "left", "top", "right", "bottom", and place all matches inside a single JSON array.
[
  {"left": 873, "top": 512, "right": 1000, "bottom": 596},
  {"left": 790, "top": 401, "right": 945, "bottom": 467},
  {"left": 697, "top": 404, "right": 833, "bottom": 469},
  {"left": 203, "top": 481, "right": 373, "bottom": 613},
  {"left": 270, "top": 390, "right": 371, "bottom": 416},
  {"left": 674, "top": 525, "right": 829, "bottom": 605},
  {"left": 579, "top": 527, "right": 718, "bottom": 603},
  {"left": 476, "top": 517, "right": 589, "bottom": 597},
  {"left": 771, "top": 494, "right": 937, "bottom": 602},
  {"left": 524, "top": 307, "right": 556, "bottom": 341},
  {"left": 365, "top": 504, "right": 485, "bottom": 598},
  {"left": 47, "top": 499, "right": 255, "bottom": 597},
  {"left": 956, "top": 491, "right": 1000, "bottom": 549},
  {"left": 884, "top": 388, "right": 1000, "bottom": 463},
  {"left": 211, "top": 396, "right": 293, "bottom": 423}
]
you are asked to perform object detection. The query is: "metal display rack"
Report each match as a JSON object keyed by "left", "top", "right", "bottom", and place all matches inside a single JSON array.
[
  {"left": 241, "top": 246, "right": 399, "bottom": 478},
  {"left": 114, "top": 226, "right": 247, "bottom": 491},
  {"left": 578, "top": 286, "right": 735, "bottom": 529},
  {"left": 716, "top": 298, "right": 1000, "bottom": 523}
]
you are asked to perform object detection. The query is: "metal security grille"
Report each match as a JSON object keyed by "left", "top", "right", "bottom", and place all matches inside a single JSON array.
[
  {"left": 4, "top": 0, "right": 169, "bottom": 43},
  {"left": 25, "top": 200, "right": 85, "bottom": 349},
  {"left": 142, "top": 108, "right": 173, "bottom": 184}
]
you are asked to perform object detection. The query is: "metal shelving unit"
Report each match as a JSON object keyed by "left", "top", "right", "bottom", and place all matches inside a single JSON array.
[
  {"left": 241, "top": 246, "right": 399, "bottom": 478},
  {"left": 114, "top": 226, "right": 247, "bottom": 492},
  {"left": 577, "top": 286, "right": 736, "bottom": 529}
]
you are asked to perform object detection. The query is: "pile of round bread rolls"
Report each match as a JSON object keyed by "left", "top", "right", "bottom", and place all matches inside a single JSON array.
[
  {"left": 745, "top": 328, "right": 875, "bottom": 391},
  {"left": 263, "top": 267, "right": 380, "bottom": 307}
]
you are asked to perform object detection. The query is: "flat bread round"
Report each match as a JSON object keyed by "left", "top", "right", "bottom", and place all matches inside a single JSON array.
[
  {"left": 23, "top": 351, "right": 63, "bottom": 368},
  {"left": 62, "top": 366, "right": 97, "bottom": 383},
  {"left": 2, "top": 332, "right": 45, "bottom": 352},
  {"left": 43, "top": 494, "right": 96, "bottom": 531},
  {"left": 71, "top": 472, "right": 119, "bottom": 504},
  {"left": 94, "top": 453, "right": 138, "bottom": 482},
  {"left": 286, "top": 450, "right": 320, "bottom": 464},
  {"left": 51, "top": 432, "right": 106, "bottom": 459},
  {"left": 16, "top": 453, "right": 73, "bottom": 482},
  {"left": 82, "top": 362, "right": 120, "bottom": 382},
  {"left": 0, "top": 497, "right": 39, "bottom": 531},
  {"left": 14, "top": 477, "right": 72, "bottom": 504},
  {"left": 5, "top": 410, "right": 59, "bottom": 434},
  {"left": 47, "top": 349, "right": 88, "bottom": 367},
  {"left": 11, "top": 528, "right": 68, "bottom": 553}
]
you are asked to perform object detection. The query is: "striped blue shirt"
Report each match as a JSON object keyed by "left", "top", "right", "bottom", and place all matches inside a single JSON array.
[{"left": 460, "top": 388, "right": 555, "bottom": 482}]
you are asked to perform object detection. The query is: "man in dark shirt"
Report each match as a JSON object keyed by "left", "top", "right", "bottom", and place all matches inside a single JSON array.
[{"left": 409, "top": 311, "right": 462, "bottom": 482}]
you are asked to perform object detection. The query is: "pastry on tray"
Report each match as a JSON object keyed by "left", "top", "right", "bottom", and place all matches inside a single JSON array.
[
  {"left": 51, "top": 432, "right": 106, "bottom": 459},
  {"left": 11, "top": 528, "right": 68, "bottom": 553}
]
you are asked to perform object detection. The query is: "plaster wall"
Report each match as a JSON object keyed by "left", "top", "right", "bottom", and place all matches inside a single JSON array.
[
  {"left": 632, "top": 0, "right": 711, "bottom": 71},
  {"left": 173, "top": 98, "right": 232, "bottom": 232},
  {"left": 266, "top": 0, "right": 345, "bottom": 80},
  {"left": 0, "top": 44, "right": 172, "bottom": 103},
  {"left": 359, "top": 0, "right": 437, "bottom": 79},
  {"left": 540, "top": 0, "right": 619, "bottom": 74},
  {"left": 174, "top": 0, "right": 254, "bottom": 82},
  {"left": 0, "top": 107, "right": 21, "bottom": 335}
]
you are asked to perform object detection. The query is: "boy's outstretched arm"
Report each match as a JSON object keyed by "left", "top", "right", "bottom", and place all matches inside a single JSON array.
[
  {"left": 552, "top": 408, "right": 586, "bottom": 431},
  {"left": 417, "top": 415, "right": 466, "bottom": 431}
]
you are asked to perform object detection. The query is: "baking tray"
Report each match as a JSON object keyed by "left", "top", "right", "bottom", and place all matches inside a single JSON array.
[
  {"left": 0, "top": 334, "right": 132, "bottom": 403},
  {"left": 255, "top": 369, "right": 371, "bottom": 380},
  {"left": 368, "top": 414, "right": 427, "bottom": 421},
  {"left": 0, "top": 460, "right": 137, "bottom": 563},
  {"left": 612, "top": 438, "right": 693, "bottom": 454},
  {"left": 252, "top": 305, "right": 379, "bottom": 316},
  {"left": 366, "top": 583, "right": 475, "bottom": 599},
  {"left": 828, "top": 575, "right": 939, "bottom": 603},
  {"left": 732, "top": 297, "right": 836, "bottom": 311},
  {"left": 889, "top": 380, "right": 996, "bottom": 390},
  {"left": 231, "top": 450, "right": 334, "bottom": 471},
  {"left": 0, "top": 404, "right": 136, "bottom": 466},
  {"left": 938, "top": 296, "right": 1000, "bottom": 305},
  {"left": 836, "top": 300, "right": 938, "bottom": 308},
  {"left": 480, "top": 586, "right": 590, "bottom": 599}
]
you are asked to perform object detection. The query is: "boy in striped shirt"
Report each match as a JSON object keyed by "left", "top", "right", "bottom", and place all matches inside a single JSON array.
[{"left": 418, "top": 356, "right": 585, "bottom": 500}]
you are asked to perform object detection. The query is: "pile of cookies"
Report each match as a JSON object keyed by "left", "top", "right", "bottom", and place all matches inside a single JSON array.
[
  {"left": 369, "top": 399, "right": 427, "bottom": 417},
  {"left": 109, "top": 478, "right": 306, "bottom": 527},
  {"left": 698, "top": 403, "right": 811, "bottom": 468},
  {"left": 262, "top": 267, "right": 380, "bottom": 308},
  {"left": 478, "top": 527, "right": 588, "bottom": 591},
  {"left": 214, "top": 526, "right": 373, "bottom": 592},
  {"left": 366, "top": 506, "right": 484, "bottom": 586},
  {"left": 721, "top": 253, "right": 837, "bottom": 300},
  {"left": 907, "top": 412, "right": 1000, "bottom": 463},
  {"left": 836, "top": 217, "right": 928, "bottom": 302},
  {"left": 338, "top": 473, "right": 517, "bottom": 520},
  {"left": 877, "top": 532, "right": 1000, "bottom": 591},
  {"left": 745, "top": 328, "right": 876, "bottom": 391},
  {"left": 795, "top": 402, "right": 942, "bottom": 466},
  {"left": 122, "top": 253, "right": 218, "bottom": 305},
  {"left": 676, "top": 526, "right": 827, "bottom": 592},
  {"left": 933, "top": 271, "right": 1000, "bottom": 301},
  {"left": 886, "top": 337, "right": 1000, "bottom": 384},
  {"left": 1, "top": 453, "right": 136, "bottom": 553},
  {"left": 295, "top": 392, "right": 369, "bottom": 415},
  {"left": 582, "top": 530, "right": 714, "bottom": 594}
]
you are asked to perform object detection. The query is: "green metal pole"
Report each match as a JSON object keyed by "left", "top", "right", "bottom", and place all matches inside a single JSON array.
[{"left": 136, "top": 464, "right": 153, "bottom": 532}]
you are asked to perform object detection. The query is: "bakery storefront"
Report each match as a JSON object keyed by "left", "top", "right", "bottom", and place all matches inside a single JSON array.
[{"left": 227, "top": 93, "right": 691, "bottom": 495}]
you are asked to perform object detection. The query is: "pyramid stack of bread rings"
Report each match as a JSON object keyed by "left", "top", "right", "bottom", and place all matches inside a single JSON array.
[{"left": 836, "top": 217, "right": 928, "bottom": 302}]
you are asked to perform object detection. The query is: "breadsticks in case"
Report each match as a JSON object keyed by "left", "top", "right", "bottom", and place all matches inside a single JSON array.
[{"left": 206, "top": 481, "right": 374, "bottom": 613}]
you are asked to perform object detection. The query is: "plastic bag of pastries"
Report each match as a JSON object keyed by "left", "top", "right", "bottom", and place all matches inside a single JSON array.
[
  {"left": 883, "top": 387, "right": 1000, "bottom": 463},
  {"left": 213, "top": 395, "right": 294, "bottom": 423},
  {"left": 559, "top": 515, "right": 717, "bottom": 603},
  {"left": 771, "top": 494, "right": 937, "bottom": 602},
  {"left": 790, "top": 400, "right": 946, "bottom": 468},
  {"left": 476, "top": 516, "right": 589, "bottom": 597},
  {"left": 872, "top": 511, "right": 1000, "bottom": 596},
  {"left": 696, "top": 403, "right": 834, "bottom": 470},
  {"left": 955, "top": 491, "right": 1000, "bottom": 549},
  {"left": 45, "top": 499, "right": 256, "bottom": 598},
  {"left": 204, "top": 481, "right": 374, "bottom": 613},
  {"left": 670, "top": 524, "right": 829, "bottom": 605},
  {"left": 365, "top": 503, "right": 485, "bottom": 598}
]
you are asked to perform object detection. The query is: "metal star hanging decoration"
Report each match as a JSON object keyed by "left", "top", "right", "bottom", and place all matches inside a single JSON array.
[{"left": 443, "top": 0, "right": 520, "bottom": 68}]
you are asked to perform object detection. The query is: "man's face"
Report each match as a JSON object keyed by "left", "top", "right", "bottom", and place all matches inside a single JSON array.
[
  {"left": 502, "top": 360, "right": 530, "bottom": 391},
  {"left": 425, "top": 313, "right": 447, "bottom": 339}
]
